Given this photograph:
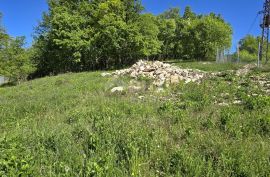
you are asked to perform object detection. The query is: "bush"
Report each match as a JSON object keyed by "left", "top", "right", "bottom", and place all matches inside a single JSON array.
[{"left": 239, "top": 50, "right": 257, "bottom": 63}]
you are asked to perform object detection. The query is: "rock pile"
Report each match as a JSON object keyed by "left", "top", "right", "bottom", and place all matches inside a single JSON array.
[{"left": 112, "top": 60, "right": 206, "bottom": 87}]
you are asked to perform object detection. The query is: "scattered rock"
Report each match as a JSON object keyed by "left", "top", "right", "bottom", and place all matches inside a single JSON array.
[
  {"left": 128, "top": 85, "right": 142, "bottom": 92},
  {"left": 221, "top": 93, "right": 230, "bottom": 98},
  {"left": 236, "top": 64, "right": 256, "bottom": 76},
  {"left": 218, "top": 102, "right": 229, "bottom": 106},
  {"left": 111, "top": 86, "right": 124, "bottom": 93},
  {"left": 138, "top": 96, "right": 145, "bottom": 99},
  {"left": 156, "top": 87, "right": 164, "bottom": 93},
  {"left": 233, "top": 100, "right": 242, "bottom": 105},
  {"left": 250, "top": 75, "right": 270, "bottom": 95},
  {"left": 202, "top": 62, "right": 211, "bottom": 65}
]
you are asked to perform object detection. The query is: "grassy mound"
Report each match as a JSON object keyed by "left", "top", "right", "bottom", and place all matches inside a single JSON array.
[{"left": 0, "top": 67, "right": 270, "bottom": 176}]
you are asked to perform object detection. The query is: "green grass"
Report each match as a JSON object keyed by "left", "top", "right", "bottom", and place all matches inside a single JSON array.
[
  {"left": 0, "top": 67, "right": 270, "bottom": 176},
  {"left": 169, "top": 60, "right": 244, "bottom": 72}
]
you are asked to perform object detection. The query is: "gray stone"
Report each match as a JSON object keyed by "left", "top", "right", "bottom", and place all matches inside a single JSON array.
[
  {"left": 111, "top": 86, "right": 124, "bottom": 93},
  {"left": 233, "top": 100, "right": 242, "bottom": 105}
]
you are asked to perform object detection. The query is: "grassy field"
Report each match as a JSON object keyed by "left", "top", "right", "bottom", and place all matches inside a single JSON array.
[
  {"left": 0, "top": 63, "right": 270, "bottom": 176},
  {"left": 167, "top": 60, "right": 244, "bottom": 72}
]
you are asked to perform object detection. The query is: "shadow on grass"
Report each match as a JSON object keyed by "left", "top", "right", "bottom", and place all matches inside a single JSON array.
[{"left": 0, "top": 82, "right": 17, "bottom": 88}]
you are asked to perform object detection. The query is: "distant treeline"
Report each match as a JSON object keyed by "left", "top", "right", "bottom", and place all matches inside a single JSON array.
[{"left": 1, "top": 0, "right": 233, "bottom": 79}]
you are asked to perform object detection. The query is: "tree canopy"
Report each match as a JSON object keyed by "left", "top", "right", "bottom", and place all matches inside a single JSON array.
[
  {"left": 157, "top": 6, "right": 232, "bottom": 60},
  {"left": 0, "top": 14, "right": 35, "bottom": 82}
]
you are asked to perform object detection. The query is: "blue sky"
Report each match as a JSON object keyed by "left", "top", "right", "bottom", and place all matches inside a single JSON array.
[{"left": 0, "top": 0, "right": 264, "bottom": 51}]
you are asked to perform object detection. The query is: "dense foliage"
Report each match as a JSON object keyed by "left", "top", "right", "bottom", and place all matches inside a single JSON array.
[
  {"left": 235, "top": 34, "right": 270, "bottom": 63},
  {"left": 236, "top": 35, "right": 260, "bottom": 62},
  {"left": 0, "top": 14, "right": 35, "bottom": 82},
  {"left": 32, "top": 0, "right": 233, "bottom": 77},
  {"left": 157, "top": 9, "right": 232, "bottom": 61}
]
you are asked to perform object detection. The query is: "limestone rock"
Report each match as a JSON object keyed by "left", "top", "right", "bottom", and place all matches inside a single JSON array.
[
  {"left": 128, "top": 86, "right": 142, "bottom": 92},
  {"left": 138, "top": 96, "right": 145, "bottom": 99},
  {"left": 111, "top": 86, "right": 124, "bottom": 93},
  {"left": 233, "top": 100, "right": 242, "bottom": 105},
  {"left": 170, "top": 75, "right": 179, "bottom": 84}
]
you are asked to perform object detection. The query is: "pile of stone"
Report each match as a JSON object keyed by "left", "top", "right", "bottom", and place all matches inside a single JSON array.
[{"left": 112, "top": 60, "right": 206, "bottom": 87}]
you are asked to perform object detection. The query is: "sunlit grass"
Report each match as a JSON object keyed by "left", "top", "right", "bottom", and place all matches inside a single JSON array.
[
  {"left": 0, "top": 66, "right": 270, "bottom": 176},
  {"left": 168, "top": 60, "right": 244, "bottom": 72}
]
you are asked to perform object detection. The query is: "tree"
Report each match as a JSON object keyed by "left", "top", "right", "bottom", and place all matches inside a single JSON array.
[
  {"left": 0, "top": 37, "right": 35, "bottom": 82},
  {"left": 122, "top": 0, "right": 144, "bottom": 22},
  {"left": 0, "top": 13, "right": 9, "bottom": 50},
  {"left": 157, "top": 7, "right": 232, "bottom": 61},
  {"left": 239, "top": 35, "right": 260, "bottom": 54},
  {"left": 183, "top": 6, "right": 196, "bottom": 20},
  {"left": 174, "top": 18, "right": 195, "bottom": 59},
  {"left": 158, "top": 8, "right": 179, "bottom": 59},
  {"left": 136, "top": 14, "right": 161, "bottom": 59},
  {"left": 159, "top": 8, "right": 180, "bottom": 19},
  {"left": 0, "top": 13, "right": 35, "bottom": 82},
  {"left": 158, "top": 18, "right": 176, "bottom": 59},
  {"left": 174, "top": 13, "right": 232, "bottom": 61},
  {"left": 236, "top": 35, "right": 263, "bottom": 62},
  {"left": 191, "top": 15, "right": 232, "bottom": 60},
  {"left": 33, "top": 0, "right": 146, "bottom": 76}
]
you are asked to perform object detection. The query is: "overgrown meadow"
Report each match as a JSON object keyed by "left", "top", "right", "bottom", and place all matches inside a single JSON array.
[{"left": 0, "top": 63, "right": 270, "bottom": 176}]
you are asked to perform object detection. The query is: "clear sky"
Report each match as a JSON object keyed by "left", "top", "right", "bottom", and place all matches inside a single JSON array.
[{"left": 0, "top": 0, "right": 264, "bottom": 51}]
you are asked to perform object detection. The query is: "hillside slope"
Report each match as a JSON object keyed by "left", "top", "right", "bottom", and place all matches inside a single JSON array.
[{"left": 0, "top": 67, "right": 270, "bottom": 176}]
